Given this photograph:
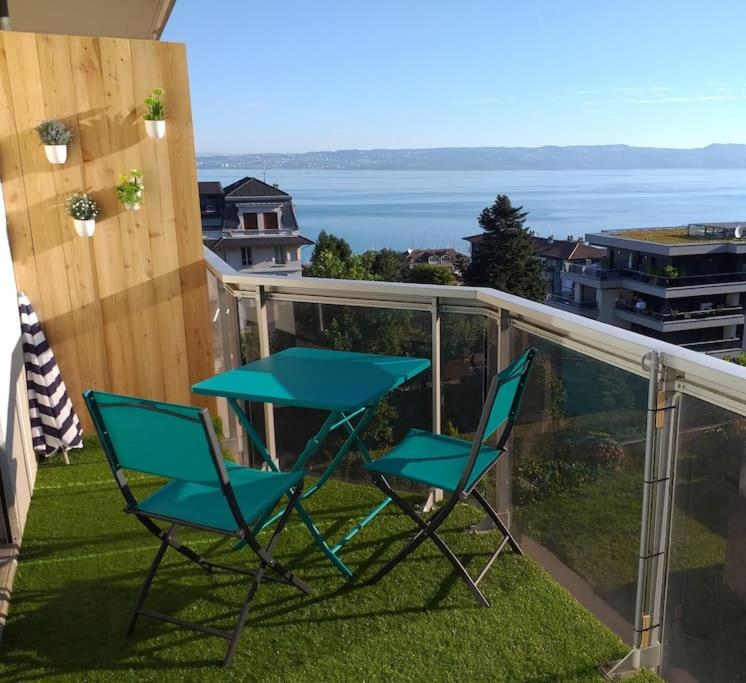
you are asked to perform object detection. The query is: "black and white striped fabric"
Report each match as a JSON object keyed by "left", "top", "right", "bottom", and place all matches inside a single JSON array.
[{"left": 18, "top": 292, "right": 83, "bottom": 458}]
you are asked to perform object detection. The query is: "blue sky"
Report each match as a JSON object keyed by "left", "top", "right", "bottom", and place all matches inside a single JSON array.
[{"left": 164, "top": 0, "right": 746, "bottom": 154}]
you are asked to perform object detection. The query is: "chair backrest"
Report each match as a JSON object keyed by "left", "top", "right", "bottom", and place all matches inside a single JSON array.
[
  {"left": 455, "top": 347, "right": 536, "bottom": 495},
  {"left": 83, "top": 390, "right": 225, "bottom": 487},
  {"left": 482, "top": 347, "right": 536, "bottom": 449}
]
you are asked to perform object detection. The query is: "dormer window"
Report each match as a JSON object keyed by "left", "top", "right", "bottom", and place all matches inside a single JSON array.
[
  {"left": 440, "top": 256, "right": 451, "bottom": 264},
  {"left": 243, "top": 213, "right": 258, "bottom": 230},
  {"left": 428, "top": 256, "right": 438, "bottom": 264}
]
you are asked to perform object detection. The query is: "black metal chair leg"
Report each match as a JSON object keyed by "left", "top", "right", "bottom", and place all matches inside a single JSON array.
[
  {"left": 125, "top": 527, "right": 172, "bottom": 637},
  {"left": 223, "top": 565, "right": 266, "bottom": 667},
  {"left": 470, "top": 488, "right": 523, "bottom": 555}
]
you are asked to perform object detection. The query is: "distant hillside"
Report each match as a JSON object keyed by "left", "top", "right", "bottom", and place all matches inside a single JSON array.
[{"left": 197, "top": 144, "right": 746, "bottom": 171}]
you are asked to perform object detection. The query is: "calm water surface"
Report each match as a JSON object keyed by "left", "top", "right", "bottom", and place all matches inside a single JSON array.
[{"left": 197, "top": 168, "right": 746, "bottom": 253}]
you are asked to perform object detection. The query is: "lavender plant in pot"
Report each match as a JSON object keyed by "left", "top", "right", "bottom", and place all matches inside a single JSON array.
[
  {"left": 35, "top": 119, "right": 73, "bottom": 164},
  {"left": 116, "top": 169, "right": 144, "bottom": 211},
  {"left": 143, "top": 87, "right": 166, "bottom": 138},
  {"left": 65, "top": 192, "right": 99, "bottom": 237}
]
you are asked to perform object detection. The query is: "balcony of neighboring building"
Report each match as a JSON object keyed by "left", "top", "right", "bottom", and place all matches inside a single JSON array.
[
  {"left": 564, "top": 262, "right": 746, "bottom": 298},
  {"left": 614, "top": 298, "right": 745, "bottom": 333}
]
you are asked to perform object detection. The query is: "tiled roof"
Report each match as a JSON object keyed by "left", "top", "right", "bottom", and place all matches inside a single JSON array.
[
  {"left": 198, "top": 181, "right": 223, "bottom": 195},
  {"left": 407, "top": 248, "right": 462, "bottom": 265},
  {"left": 223, "top": 176, "right": 291, "bottom": 199},
  {"left": 464, "top": 233, "right": 605, "bottom": 261},
  {"left": 209, "top": 234, "right": 314, "bottom": 249}
]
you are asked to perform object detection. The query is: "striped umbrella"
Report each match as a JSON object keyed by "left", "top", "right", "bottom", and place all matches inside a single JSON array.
[{"left": 18, "top": 292, "right": 83, "bottom": 461}]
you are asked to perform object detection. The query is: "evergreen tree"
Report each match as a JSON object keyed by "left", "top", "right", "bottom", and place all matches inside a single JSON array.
[
  {"left": 366, "top": 248, "right": 410, "bottom": 282},
  {"left": 310, "top": 229, "right": 352, "bottom": 264},
  {"left": 464, "top": 194, "right": 545, "bottom": 301}
]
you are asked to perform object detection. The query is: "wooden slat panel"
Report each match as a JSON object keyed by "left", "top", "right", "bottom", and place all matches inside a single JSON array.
[
  {"left": 68, "top": 36, "right": 136, "bottom": 400},
  {"left": 99, "top": 37, "right": 165, "bottom": 401},
  {"left": 2, "top": 32, "right": 85, "bottom": 405},
  {"left": 35, "top": 33, "right": 109, "bottom": 411},
  {"left": 0, "top": 38, "right": 40, "bottom": 313},
  {"left": 131, "top": 40, "right": 191, "bottom": 404},
  {"left": 157, "top": 41, "right": 214, "bottom": 407},
  {"left": 0, "top": 31, "right": 213, "bottom": 434}
]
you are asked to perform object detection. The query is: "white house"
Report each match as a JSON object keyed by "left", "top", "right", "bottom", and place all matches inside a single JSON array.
[{"left": 199, "top": 177, "right": 313, "bottom": 277}]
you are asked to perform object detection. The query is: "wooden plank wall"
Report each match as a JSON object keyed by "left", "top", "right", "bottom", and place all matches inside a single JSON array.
[{"left": 0, "top": 31, "right": 213, "bottom": 431}]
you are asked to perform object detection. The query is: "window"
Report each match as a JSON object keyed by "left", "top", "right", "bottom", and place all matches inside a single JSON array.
[
  {"left": 428, "top": 255, "right": 438, "bottom": 264},
  {"left": 273, "top": 246, "right": 286, "bottom": 264},
  {"left": 440, "top": 255, "right": 451, "bottom": 264},
  {"left": 240, "top": 247, "right": 252, "bottom": 266},
  {"left": 243, "top": 213, "right": 258, "bottom": 230},
  {"left": 263, "top": 212, "right": 279, "bottom": 230}
]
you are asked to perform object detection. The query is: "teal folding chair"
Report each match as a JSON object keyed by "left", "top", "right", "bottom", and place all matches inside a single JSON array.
[
  {"left": 83, "top": 390, "right": 311, "bottom": 667},
  {"left": 364, "top": 347, "right": 536, "bottom": 607}
]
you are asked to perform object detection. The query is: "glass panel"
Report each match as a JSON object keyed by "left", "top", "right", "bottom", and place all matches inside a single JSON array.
[
  {"left": 267, "top": 300, "right": 432, "bottom": 484},
  {"left": 508, "top": 329, "right": 648, "bottom": 642},
  {"left": 663, "top": 396, "right": 746, "bottom": 682},
  {"left": 441, "top": 313, "right": 498, "bottom": 503}
]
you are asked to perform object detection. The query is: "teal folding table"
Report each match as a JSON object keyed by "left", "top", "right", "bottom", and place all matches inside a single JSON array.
[{"left": 193, "top": 347, "right": 430, "bottom": 578}]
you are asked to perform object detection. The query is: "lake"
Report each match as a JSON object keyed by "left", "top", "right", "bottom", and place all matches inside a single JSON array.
[{"left": 197, "top": 168, "right": 746, "bottom": 254}]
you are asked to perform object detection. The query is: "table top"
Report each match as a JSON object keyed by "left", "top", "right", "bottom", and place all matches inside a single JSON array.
[{"left": 193, "top": 347, "right": 430, "bottom": 412}]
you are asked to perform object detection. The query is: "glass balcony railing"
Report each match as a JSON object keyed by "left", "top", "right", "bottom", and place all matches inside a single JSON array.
[
  {"left": 679, "top": 338, "right": 742, "bottom": 354},
  {"left": 566, "top": 263, "right": 746, "bottom": 288},
  {"left": 205, "top": 247, "right": 746, "bottom": 682},
  {"left": 615, "top": 301, "right": 743, "bottom": 322},
  {"left": 546, "top": 292, "right": 598, "bottom": 311}
]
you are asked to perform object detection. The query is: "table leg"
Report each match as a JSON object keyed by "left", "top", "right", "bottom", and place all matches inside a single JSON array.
[{"left": 227, "top": 399, "right": 391, "bottom": 578}]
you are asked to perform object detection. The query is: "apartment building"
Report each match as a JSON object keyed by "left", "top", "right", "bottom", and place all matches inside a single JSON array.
[{"left": 564, "top": 223, "right": 746, "bottom": 357}]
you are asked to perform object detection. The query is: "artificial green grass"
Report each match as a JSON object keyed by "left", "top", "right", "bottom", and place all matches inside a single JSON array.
[{"left": 0, "top": 439, "right": 657, "bottom": 681}]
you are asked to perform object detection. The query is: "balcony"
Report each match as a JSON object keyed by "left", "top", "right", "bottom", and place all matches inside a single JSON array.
[
  {"left": 614, "top": 301, "right": 745, "bottom": 332},
  {"left": 200, "top": 250, "right": 746, "bottom": 682},
  {"left": 545, "top": 292, "right": 599, "bottom": 318},
  {"left": 565, "top": 263, "right": 746, "bottom": 297},
  {"left": 679, "top": 337, "right": 743, "bottom": 356}
]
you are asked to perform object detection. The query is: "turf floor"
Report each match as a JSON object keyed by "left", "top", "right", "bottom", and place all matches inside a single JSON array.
[{"left": 0, "top": 439, "right": 659, "bottom": 681}]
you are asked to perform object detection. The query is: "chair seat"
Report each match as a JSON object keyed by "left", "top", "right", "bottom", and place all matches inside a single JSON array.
[
  {"left": 135, "top": 462, "right": 305, "bottom": 533},
  {"left": 364, "top": 429, "right": 502, "bottom": 492}
]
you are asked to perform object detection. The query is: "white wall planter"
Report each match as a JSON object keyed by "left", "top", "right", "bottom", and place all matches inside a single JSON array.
[
  {"left": 144, "top": 119, "right": 166, "bottom": 139},
  {"left": 73, "top": 218, "right": 95, "bottom": 237},
  {"left": 124, "top": 202, "right": 141, "bottom": 211},
  {"left": 44, "top": 144, "right": 68, "bottom": 164}
]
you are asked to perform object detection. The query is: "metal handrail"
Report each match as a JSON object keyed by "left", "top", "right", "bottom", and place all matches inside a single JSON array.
[{"left": 204, "top": 247, "right": 746, "bottom": 416}]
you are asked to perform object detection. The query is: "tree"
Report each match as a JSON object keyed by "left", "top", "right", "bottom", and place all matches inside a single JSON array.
[
  {"left": 464, "top": 194, "right": 545, "bottom": 302},
  {"left": 408, "top": 264, "right": 458, "bottom": 286},
  {"left": 366, "top": 248, "right": 410, "bottom": 282},
  {"left": 310, "top": 229, "right": 352, "bottom": 265},
  {"left": 305, "top": 249, "right": 374, "bottom": 280}
]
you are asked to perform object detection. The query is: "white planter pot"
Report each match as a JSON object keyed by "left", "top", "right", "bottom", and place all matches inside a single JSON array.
[
  {"left": 44, "top": 144, "right": 67, "bottom": 164},
  {"left": 124, "top": 202, "right": 141, "bottom": 211},
  {"left": 144, "top": 119, "right": 166, "bottom": 139},
  {"left": 73, "top": 218, "right": 96, "bottom": 237}
]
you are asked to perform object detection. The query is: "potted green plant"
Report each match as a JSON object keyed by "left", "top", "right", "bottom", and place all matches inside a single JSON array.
[
  {"left": 116, "top": 169, "right": 144, "bottom": 210},
  {"left": 35, "top": 119, "right": 73, "bottom": 164},
  {"left": 143, "top": 87, "right": 166, "bottom": 138},
  {"left": 65, "top": 192, "right": 99, "bottom": 237}
]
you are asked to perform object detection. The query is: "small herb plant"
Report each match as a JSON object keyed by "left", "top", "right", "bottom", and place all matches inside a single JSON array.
[
  {"left": 144, "top": 88, "right": 165, "bottom": 120},
  {"left": 65, "top": 193, "right": 99, "bottom": 221},
  {"left": 662, "top": 265, "right": 680, "bottom": 279},
  {"left": 116, "top": 169, "right": 144, "bottom": 206},
  {"left": 35, "top": 119, "right": 73, "bottom": 146}
]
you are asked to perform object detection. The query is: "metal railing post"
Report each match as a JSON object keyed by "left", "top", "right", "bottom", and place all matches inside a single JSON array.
[
  {"left": 604, "top": 350, "right": 679, "bottom": 679},
  {"left": 255, "top": 285, "right": 278, "bottom": 468},
  {"left": 423, "top": 297, "right": 443, "bottom": 511},
  {"left": 216, "top": 282, "right": 249, "bottom": 463}
]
